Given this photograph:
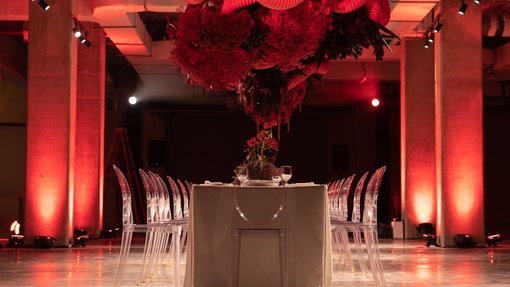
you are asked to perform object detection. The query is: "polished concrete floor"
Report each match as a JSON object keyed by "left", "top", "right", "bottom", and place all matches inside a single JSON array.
[{"left": 0, "top": 237, "right": 508, "bottom": 286}]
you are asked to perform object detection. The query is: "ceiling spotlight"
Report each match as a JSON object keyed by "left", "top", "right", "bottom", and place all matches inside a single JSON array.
[
  {"left": 433, "top": 22, "right": 443, "bottom": 33},
  {"left": 474, "top": 0, "right": 480, "bottom": 4},
  {"left": 428, "top": 34, "right": 435, "bottom": 43},
  {"left": 82, "top": 39, "right": 92, "bottom": 48},
  {"left": 458, "top": 1, "right": 468, "bottom": 15},
  {"left": 128, "top": 96, "right": 138, "bottom": 105},
  {"left": 424, "top": 39, "right": 430, "bottom": 48},
  {"left": 371, "top": 98, "right": 380, "bottom": 107},
  {"left": 72, "top": 27, "right": 82, "bottom": 38},
  {"left": 73, "top": 18, "right": 92, "bottom": 48},
  {"left": 38, "top": 0, "right": 51, "bottom": 11}
]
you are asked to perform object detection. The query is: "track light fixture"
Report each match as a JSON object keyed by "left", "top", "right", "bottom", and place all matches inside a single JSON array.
[
  {"left": 433, "top": 22, "right": 442, "bottom": 33},
  {"left": 428, "top": 33, "right": 435, "bottom": 43},
  {"left": 72, "top": 18, "right": 92, "bottom": 48},
  {"left": 32, "top": 0, "right": 51, "bottom": 11},
  {"left": 423, "top": 14, "right": 442, "bottom": 48},
  {"left": 458, "top": 0, "right": 468, "bottom": 15},
  {"left": 72, "top": 27, "right": 82, "bottom": 38}
]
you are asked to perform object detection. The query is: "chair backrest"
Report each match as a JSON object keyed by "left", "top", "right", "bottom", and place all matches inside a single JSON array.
[
  {"left": 149, "top": 171, "right": 172, "bottom": 222},
  {"left": 139, "top": 169, "right": 158, "bottom": 224},
  {"left": 330, "top": 179, "right": 345, "bottom": 217},
  {"left": 362, "top": 166, "right": 386, "bottom": 224},
  {"left": 351, "top": 171, "right": 368, "bottom": 223},
  {"left": 339, "top": 174, "right": 356, "bottom": 221},
  {"left": 167, "top": 176, "right": 183, "bottom": 219},
  {"left": 185, "top": 180, "right": 193, "bottom": 197},
  {"left": 113, "top": 165, "right": 133, "bottom": 226},
  {"left": 177, "top": 179, "right": 189, "bottom": 218}
]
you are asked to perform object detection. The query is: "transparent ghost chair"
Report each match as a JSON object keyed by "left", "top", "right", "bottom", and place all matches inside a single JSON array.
[
  {"left": 231, "top": 186, "right": 288, "bottom": 287},
  {"left": 177, "top": 179, "right": 190, "bottom": 253},
  {"left": 112, "top": 165, "right": 152, "bottom": 287},
  {"left": 361, "top": 166, "right": 387, "bottom": 286},
  {"left": 166, "top": 175, "right": 189, "bottom": 287},
  {"left": 330, "top": 174, "right": 356, "bottom": 270},
  {"left": 135, "top": 168, "right": 160, "bottom": 285},
  {"left": 331, "top": 167, "right": 387, "bottom": 286}
]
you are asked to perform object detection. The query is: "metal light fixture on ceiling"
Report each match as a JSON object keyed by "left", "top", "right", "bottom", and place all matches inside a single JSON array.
[
  {"left": 72, "top": 18, "right": 92, "bottom": 48},
  {"left": 459, "top": 0, "right": 468, "bottom": 15},
  {"left": 32, "top": 0, "right": 51, "bottom": 11}
]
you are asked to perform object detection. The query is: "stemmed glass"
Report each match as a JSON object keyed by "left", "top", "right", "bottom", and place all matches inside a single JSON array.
[
  {"left": 235, "top": 165, "right": 248, "bottom": 186},
  {"left": 281, "top": 165, "right": 292, "bottom": 186},
  {"left": 272, "top": 167, "right": 283, "bottom": 186}
]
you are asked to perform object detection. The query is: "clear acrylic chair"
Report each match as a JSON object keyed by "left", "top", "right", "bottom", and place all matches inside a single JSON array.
[
  {"left": 136, "top": 168, "right": 161, "bottom": 285},
  {"left": 177, "top": 179, "right": 190, "bottom": 254},
  {"left": 361, "top": 166, "right": 387, "bottom": 286},
  {"left": 331, "top": 166, "right": 387, "bottom": 286},
  {"left": 112, "top": 165, "right": 151, "bottom": 287},
  {"left": 166, "top": 175, "right": 189, "bottom": 287},
  {"left": 231, "top": 187, "right": 288, "bottom": 287},
  {"left": 330, "top": 174, "right": 356, "bottom": 270}
]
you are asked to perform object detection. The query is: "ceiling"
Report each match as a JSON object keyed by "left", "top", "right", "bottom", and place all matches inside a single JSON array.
[{"left": 2, "top": 0, "right": 510, "bottom": 105}]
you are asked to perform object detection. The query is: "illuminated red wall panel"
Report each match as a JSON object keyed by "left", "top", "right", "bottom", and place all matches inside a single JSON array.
[
  {"left": 25, "top": 0, "right": 77, "bottom": 246},
  {"left": 74, "top": 22, "right": 105, "bottom": 235},
  {"left": 435, "top": 0, "right": 484, "bottom": 246},
  {"left": 401, "top": 38, "right": 436, "bottom": 238}
]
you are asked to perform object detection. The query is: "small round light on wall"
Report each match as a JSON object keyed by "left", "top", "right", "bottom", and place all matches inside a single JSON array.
[
  {"left": 128, "top": 96, "right": 138, "bottom": 105},
  {"left": 371, "top": 98, "right": 380, "bottom": 107}
]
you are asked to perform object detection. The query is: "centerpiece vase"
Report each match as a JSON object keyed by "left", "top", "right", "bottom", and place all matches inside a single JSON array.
[{"left": 246, "top": 160, "right": 276, "bottom": 181}]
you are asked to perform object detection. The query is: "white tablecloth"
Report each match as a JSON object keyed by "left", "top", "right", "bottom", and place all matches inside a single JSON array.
[{"left": 184, "top": 184, "right": 332, "bottom": 287}]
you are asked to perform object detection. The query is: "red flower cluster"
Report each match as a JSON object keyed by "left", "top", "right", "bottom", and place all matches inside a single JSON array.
[
  {"left": 257, "top": 0, "right": 331, "bottom": 71},
  {"left": 244, "top": 127, "right": 279, "bottom": 163},
  {"left": 172, "top": 6, "right": 255, "bottom": 90},
  {"left": 171, "top": 0, "right": 387, "bottom": 130}
]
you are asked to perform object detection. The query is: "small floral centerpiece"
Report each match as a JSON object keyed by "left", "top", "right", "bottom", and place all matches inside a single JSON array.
[{"left": 243, "top": 120, "right": 279, "bottom": 180}]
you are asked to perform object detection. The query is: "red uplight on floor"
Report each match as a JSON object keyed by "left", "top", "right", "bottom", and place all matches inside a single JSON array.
[{"left": 371, "top": 98, "right": 380, "bottom": 107}]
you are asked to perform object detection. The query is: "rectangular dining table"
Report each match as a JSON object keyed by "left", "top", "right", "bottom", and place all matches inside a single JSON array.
[{"left": 183, "top": 183, "right": 332, "bottom": 287}]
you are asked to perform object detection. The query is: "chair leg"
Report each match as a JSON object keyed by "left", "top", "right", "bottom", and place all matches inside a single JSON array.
[
  {"left": 137, "top": 227, "right": 155, "bottom": 284},
  {"left": 332, "top": 228, "right": 346, "bottom": 265},
  {"left": 114, "top": 230, "right": 133, "bottom": 287},
  {"left": 231, "top": 229, "right": 240, "bottom": 287},
  {"left": 279, "top": 229, "right": 288, "bottom": 287},
  {"left": 363, "top": 226, "right": 386, "bottom": 286},
  {"left": 174, "top": 225, "right": 182, "bottom": 287},
  {"left": 351, "top": 227, "right": 369, "bottom": 276},
  {"left": 339, "top": 227, "right": 355, "bottom": 272},
  {"left": 368, "top": 226, "right": 386, "bottom": 286}
]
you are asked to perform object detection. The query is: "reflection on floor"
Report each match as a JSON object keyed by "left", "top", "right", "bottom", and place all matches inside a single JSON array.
[{"left": 0, "top": 238, "right": 508, "bottom": 286}]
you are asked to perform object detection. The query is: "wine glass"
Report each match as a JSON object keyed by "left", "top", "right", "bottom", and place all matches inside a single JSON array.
[
  {"left": 281, "top": 165, "right": 292, "bottom": 186},
  {"left": 272, "top": 167, "right": 283, "bottom": 186},
  {"left": 235, "top": 165, "right": 248, "bottom": 186}
]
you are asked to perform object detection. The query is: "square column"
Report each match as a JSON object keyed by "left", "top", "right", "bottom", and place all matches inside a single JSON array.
[
  {"left": 435, "top": 0, "right": 484, "bottom": 246},
  {"left": 74, "top": 22, "right": 106, "bottom": 235},
  {"left": 25, "top": 0, "right": 77, "bottom": 246},
  {"left": 400, "top": 37, "right": 436, "bottom": 238}
]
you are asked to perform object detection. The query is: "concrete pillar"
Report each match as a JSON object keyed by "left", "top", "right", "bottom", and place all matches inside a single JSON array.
[
  {"left": 25, "top": 0, "right": 77, "bottom": 246},
  {"left": 74, "top": 22, "right": 105, "bottom": 235},
  {"left": 435, "top": 0, "right": 484, "bottom": 246},
  {"left": 400, "top": 37, "right": 436, "bottom": 238}
]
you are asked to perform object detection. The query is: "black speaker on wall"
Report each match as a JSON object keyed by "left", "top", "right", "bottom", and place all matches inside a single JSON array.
[
  {"left": 332, "top": 144, "right": 349, "bottom": 171},
  {"left": 148, "top": 140, "right": 165, "bottom": 167}
]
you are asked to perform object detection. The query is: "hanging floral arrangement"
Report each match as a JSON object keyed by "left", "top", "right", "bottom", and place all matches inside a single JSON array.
[{"left": 170, "top": 0, "right": 391, "bottom": 129}]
